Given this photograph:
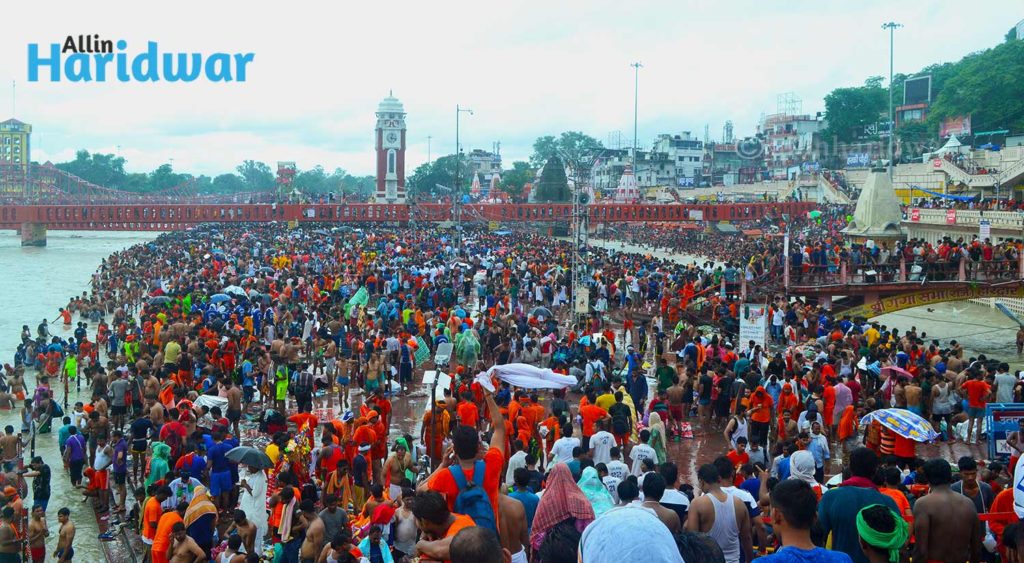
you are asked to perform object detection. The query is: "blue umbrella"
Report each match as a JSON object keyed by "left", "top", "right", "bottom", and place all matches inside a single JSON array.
[
  {"left": 859, "top": 408, "right": 938, "bottom": 442},
  {"left": 209, "top": 294, "right": 232, "bottom": 303}
]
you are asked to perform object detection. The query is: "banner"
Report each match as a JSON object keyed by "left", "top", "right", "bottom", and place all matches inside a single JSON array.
[
  {"left": 739, "top": 303, "right": 768, "bottom": 348},
  {"left": 910, "top": 208, "right": 920, "bottom": 222},
  {"left": 846, "top": 153, "right": 871, "bottom": 168},
  {"left": 687, "top": 209, "right": 703, "bottom": 221},
  {"left": 980, "top": 219, "right": 991, "bottom": 240},
  {"left": 946, "top": 209, "right": 957, "bottom": 224},
  {"left": 677, "top": 177, "right": 695, "bottom": 187},
  {"left": 986, "top": 403, "right": 1024, "bottom": 462},
  {"left": 842, "top": 285, "right": 1024, "bottom": 319},
  {"left": 939, "top": 115, "right": 972, "bottom": 137}
]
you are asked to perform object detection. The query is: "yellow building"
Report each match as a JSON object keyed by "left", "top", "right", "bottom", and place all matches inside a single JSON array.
[{"left": 0, "top": 118, "right": 31, "bottom": 177}]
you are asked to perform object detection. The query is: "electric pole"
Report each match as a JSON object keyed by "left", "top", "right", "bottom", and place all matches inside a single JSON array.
[
  {"left": 631, "top": 62, "right": 643, "bottom": 175},
  {"left": 882, "top": 22, "right": 902, "bottom": 180},
  {"left": 454, "top": 105, "right": 473, "bottom": 257}
]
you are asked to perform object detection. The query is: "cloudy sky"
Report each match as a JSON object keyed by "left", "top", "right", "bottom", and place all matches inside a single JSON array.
[{"left": 0, "top": 1, "right": 1017, "bottom": 178}]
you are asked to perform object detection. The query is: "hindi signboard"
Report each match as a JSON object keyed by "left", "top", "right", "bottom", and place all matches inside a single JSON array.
[{"left": 739, "top": 303, "right": 768, "bottom": 348}]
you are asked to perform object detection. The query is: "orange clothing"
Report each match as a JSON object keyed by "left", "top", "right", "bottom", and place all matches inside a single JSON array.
[
  {"left": 142, "top": 496, "right": 162, "bottom": 541},
  {"left": 748, "top": 388, "right": 773, "bottom": 424},
  {"left": 152, "top": 511, "right": 183, "bottom": 563},
  {"left": 427, "top": 447, "right": 504, "bottom": 521},
  {"left": 880, "top": 488, "right": 913, "bottom": 525},
  {"left": 456, "top": 401, "right": 479, "bottom": 428},
  {"left": 579, "top": 404, "right": 608, "bottom": 437}
]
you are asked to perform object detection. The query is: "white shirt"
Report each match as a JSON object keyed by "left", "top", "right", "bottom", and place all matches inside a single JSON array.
[
  {"left": 590, "top": 431, "right": 615, "bottom": 465},
  {"left": 603, "top": 476, "right": 622, "bottom": 504},
  {"left": 505, "top": 450, "right": 528, "bottom": 486},
  {"left": 549, "top": 437, "right": 580, "bottom": 466},
  {"left": 722, "top": 486, "right": 759, "bottom": 515},
  {"left": 606, "top": 459, "right": 630, "bottom": 481},
  {"left": 629, "top": 443, "right": 657, "bottom": 476}
]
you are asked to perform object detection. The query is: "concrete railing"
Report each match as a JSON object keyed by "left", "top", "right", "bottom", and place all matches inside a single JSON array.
[{"left": 908, "top": 208, "right": 1024, "bottom": 228}]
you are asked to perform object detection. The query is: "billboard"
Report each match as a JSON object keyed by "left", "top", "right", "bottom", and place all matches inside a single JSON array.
[
  {"left": 939, "top": 115, "right": 972, "bottom": 137},
  {"left": 903, "top": 75, "right": 932, "bottom": 105},
  {"left": 986, "top": 403, "right": 1024, "bottom": 461},
  {"left": 677, "top": 177, "right": 695, "bottom": 188},
  {"left": 846, "top": 153, "right": 871, "bottom": 167},
  {"left": 739, "top": 303, "right": 768, "bottom": 348},
  {"left": 687, "top": 209, "right": 703, "bottom": 221}
]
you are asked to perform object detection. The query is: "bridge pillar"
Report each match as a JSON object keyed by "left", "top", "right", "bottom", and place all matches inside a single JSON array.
[
  {"left": 20, "top": 222, "right": 46, "bottom": 247},
  {"left": 899, "top": 255, "right": 906, "bottom": 282},
  {"left": 840, "top": 262, "right": 847, "bottom": 285}
]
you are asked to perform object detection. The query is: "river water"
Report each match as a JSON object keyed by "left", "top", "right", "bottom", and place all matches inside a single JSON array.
[
  {"left": 1, "top": 229, "right": 1020, "bottom": 561},
  {"left": 0, "top": 230, "right": 158, "bottom": 562}
]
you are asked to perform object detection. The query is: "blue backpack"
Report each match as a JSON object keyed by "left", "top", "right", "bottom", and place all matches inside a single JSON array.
[{"left": 448, "top": 460, "right": 497, "bottom": 532}]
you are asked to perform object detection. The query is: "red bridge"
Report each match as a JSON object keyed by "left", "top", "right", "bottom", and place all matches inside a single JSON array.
[{"left": 0, "top": 201, "right": 815, "bottom": 245}]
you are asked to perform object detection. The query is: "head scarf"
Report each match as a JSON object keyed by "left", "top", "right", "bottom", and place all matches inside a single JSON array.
[
  {"left": 579, "top": 506, "right": 683, "bottom": 563},
  {"left": 184, "top": 485, "right": 217, "bottom": 528},
  {"left": 577, "top": 467, "right": 614, "bottom": 516},
  {"left": 856, "top": 504, "right": 909, "bottom": 563},
  {"left": 788, "top": 450, "right": 817, "bottom": 487},
  {"left": 529, "top": 464, "right": 595, "bottom": 548}
]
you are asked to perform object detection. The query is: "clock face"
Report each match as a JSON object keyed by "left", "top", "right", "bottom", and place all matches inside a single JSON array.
[{"left": 386, "top": 132, "right": 398, "bottom": 144}]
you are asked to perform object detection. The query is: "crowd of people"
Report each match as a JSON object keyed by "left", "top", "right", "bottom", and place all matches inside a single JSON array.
[{"left": 0, "top": 217, "right": 1020, "bottom": 563}]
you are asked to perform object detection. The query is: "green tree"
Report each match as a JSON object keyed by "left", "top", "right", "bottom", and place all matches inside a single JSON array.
[
  {"left": 293, "top": 165, "right": 329, "bottom": 193},
  {"left": 55, "top": 150, "right": 128, "bottom": 189},
  {"left": 822, "top": 79, "right": 887, "bottom": 143},
  {"left": 927, "top": 39, "right": 1024, "bottom": 134},
  {"left": 407, "top": 154, "right": 469, "bottom": 196},
  {"left": 530, "top": 131, "right": 603, "bottom": 168},
  {"left": 499, "top": 161, "right": 534, "bottom": 198},
  {"left": 149, "top": 164, "right": 184, "bottom": 191},
  {"left": 236, "top": 160, "right": 275, "bottom": 190},
  {"left": 1007, "top": 26, "right": 1018, "bottom": 42},
  {"left": 533, "top": 156, "right": 569, "bottom": 202},
  {"left": 212, "top": 173, "right": 246, "bottom": 193}
]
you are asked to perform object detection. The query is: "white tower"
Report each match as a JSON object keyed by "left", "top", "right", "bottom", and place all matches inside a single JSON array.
[{"left": 375, "top": 92, "right": 407, "bottom": 203}]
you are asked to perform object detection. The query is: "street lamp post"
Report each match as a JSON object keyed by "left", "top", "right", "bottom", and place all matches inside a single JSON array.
[
  {"left": 882, "top": 22, "right": 902, "bottom": 180},
  {"left": 454, "top": 104, "right": 473, "bottom": 257},
  {"left": 630, "top": 62, "right": 643, "bottom": 175}
]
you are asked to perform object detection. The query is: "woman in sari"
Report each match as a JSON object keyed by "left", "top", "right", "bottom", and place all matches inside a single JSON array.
[
  {"left": 529, "top": 464, "right": 595, "bottom": 552},
  {"left": 577, "top": 467, "right": 614, "bottom": 516},
  {"left": 184, "top": 485, "right": 218, "bottom": 553},
  {"left": 648, "top": 412, "right": 668, "bottom": 464},
  {"left": 145, "top": 442, "right": 171, "bottom": 487}
]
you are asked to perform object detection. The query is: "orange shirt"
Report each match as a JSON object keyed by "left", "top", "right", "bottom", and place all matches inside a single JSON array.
[
  {"left": 456, "top": 401, "right": 479, "bottom": 428},
  {"left": 142, "top": 496, "right": 162, "bottom": 540},
  {"left": 963, "top": 380, "right": 990, "bottom": 408},
  {"left": 152, "top": 511, "right": 183, "bottom": 557},
  {"left": 579, "top": 404, "right": 607, "bottom": 437},
  {"left": 880, "top": 488, "right": 913, "bottom": 524},
  {"left": 288, "top": 413, "right": 320, "bottom": 440},
  {"left": 427, "top": 447, "right": 504, "bottom": 519},
  {"left": 748, "top": 391, "right": 773, "bottom": 424}
]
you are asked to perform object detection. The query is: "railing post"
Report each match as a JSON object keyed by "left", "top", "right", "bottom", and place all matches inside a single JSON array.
[
  {"left": 840, "top": 261, "right": 847, "bottom": 285},
  {"left": 740, "top": 277, "right": 747, "bottom": 302},
  {"left": 1019, "top": 242, "right": 1024, "bottom": 280},
  {"left": 899, "top": 254, "right": 906, "bottom": 282},
  {"left": 959, "top": 257, "right": 967, "bottom": 282}
]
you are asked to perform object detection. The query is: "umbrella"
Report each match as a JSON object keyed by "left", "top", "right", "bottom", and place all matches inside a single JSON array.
[
  {"left": 530, "top": 307, "right": 553, "bottom": 318},
  {"left": 808, "top": 210, "right": 822, "bottom": 219},
  {"left": 226, "top": 446, "right": 274, "bottom": 469},
  {"left": 222, "top": 285, "right": 246, "bottom": 296},
  {"left": 880, "top": 365, "right": 913, "bottom": 379},
  {"left": 148, "top": 296, "right": 172, "bottom": 305},
  {"left": 209, "top": 294, "right": 232, "bottom": 303},
  {"left": 258, "top": 266, "right": 275, "bottom": 274},
  {"left": 859, "top": 408, "right": 938, "bottom": 442}
]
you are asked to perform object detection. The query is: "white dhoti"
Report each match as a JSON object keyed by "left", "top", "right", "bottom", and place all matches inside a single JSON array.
[
  {"left": 511, "top": 548, "right": 527, "bottom": 563},
  {"left": 238, "top": 468, "right": 269, "bottom": 555}
]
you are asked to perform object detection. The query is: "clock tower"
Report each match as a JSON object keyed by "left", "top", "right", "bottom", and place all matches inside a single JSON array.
[{"left": 375, "top": 92, "right": 407, "bottom": 203}]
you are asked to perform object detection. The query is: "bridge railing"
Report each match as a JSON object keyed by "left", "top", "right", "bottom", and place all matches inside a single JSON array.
[{"left": 789, "top": 255, "right": 1024, "bottom": 288}]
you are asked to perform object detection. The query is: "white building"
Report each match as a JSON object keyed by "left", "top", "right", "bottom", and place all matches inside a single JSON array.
[
  {"left": 759, "top": 113, "right": 825, "bottom": 180},
  {"left": 651, "top": 132, "right": 704, "bottom": 187}
]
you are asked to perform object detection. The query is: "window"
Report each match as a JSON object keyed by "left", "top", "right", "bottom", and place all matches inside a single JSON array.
[
  {"left": 12, "top": 137, "right": 19, "bottom": 144},
  {"left": 388, "top": 150, "right": 395, "bottom": 174}
]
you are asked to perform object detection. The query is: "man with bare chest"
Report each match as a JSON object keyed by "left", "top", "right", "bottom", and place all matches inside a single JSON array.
[
  {"left": 913, "top": 459, "right": 980, "bottom": 563},
  {"left": 169, "top": 522, "right": 206, "bottom": 563},
  {"left": 498, "top": 492, "right": 529, "bottom": 563},
  {"left": 228, "top": 510, "right": 257, "bottom": 556},
  {"left": 224, "top": 379, "right": 243, "bottom": 437},
  {"left": 298, "top": 500, "right": 324, "bottom": 563}
]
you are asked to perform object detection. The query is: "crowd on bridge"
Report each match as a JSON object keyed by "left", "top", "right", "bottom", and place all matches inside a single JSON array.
[{"left": 0, "top": 215, "right": 1021, "bottom": 563}]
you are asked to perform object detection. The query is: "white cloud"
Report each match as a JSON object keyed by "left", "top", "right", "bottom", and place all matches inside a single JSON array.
[{"left": 0, "top": 0, "right": 1017, "bottom": 177}]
